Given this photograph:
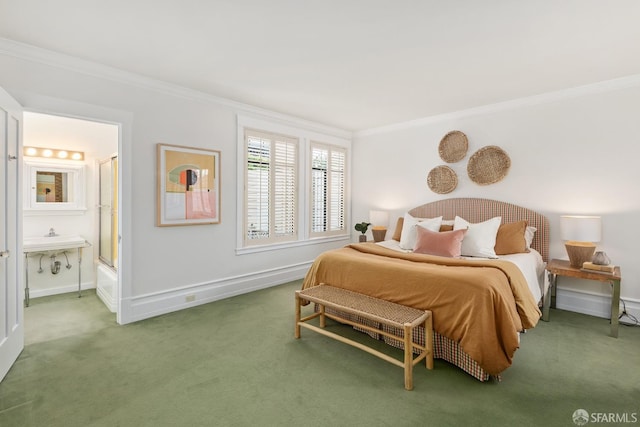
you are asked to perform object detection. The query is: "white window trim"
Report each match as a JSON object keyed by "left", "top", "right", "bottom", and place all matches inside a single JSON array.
[{"left": 236, "top": 114, "right": 351, "bottom": 255}]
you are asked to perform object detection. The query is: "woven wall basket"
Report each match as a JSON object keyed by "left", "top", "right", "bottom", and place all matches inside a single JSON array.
[
  {"left": 427, "top": 165, "right": 458, "bottom": 194},
  {"left": 467, "top": 145, "right": 511, "bottom": 185},
  {"left": 438, "top": 131, "right": 468, "bottom": 163}
]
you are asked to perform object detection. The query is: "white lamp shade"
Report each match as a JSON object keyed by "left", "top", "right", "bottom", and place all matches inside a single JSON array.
[
  {"left": 560, "top": 215, "right": 601, "bottom": 242},
  {"left": 369, "top": 210, "right": 389, "bottom": 227}
]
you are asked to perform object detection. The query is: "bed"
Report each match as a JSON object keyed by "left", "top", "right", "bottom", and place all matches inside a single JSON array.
[{"left": 301, "top": 198, "right": 549, "bottom": 381}]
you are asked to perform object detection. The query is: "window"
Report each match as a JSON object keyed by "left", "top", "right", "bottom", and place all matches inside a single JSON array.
[
  {"left": 238, "top": 115, "right": 350, "bottom": 252},
  {"left": 310, "top": 143, "right": 346, "bottom": 237},
  {"left": 244, "top": 129, "right": 298, "bottom": 246}
]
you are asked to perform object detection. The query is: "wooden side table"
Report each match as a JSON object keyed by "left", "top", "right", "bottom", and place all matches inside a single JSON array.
[{"left": 543, "top": 258, "right": 621, "bottom": 337}]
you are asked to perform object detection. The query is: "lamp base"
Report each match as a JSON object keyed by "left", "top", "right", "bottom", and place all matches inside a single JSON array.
[
  {"left": 372, "top": 227, "right": 387, "bottom": 243},
  {"left": 565, "top": 241, "right": 596, "bottom": 269}
]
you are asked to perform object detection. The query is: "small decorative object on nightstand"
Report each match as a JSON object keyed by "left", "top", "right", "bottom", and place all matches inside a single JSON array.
[
  {"left": 543, "top": 258, "right": 621, "bottom": 338},
  {"left": 355, "top": 221, "right": 371, "bottom": 243},
  {"left": 560, "top": 215, "right": 601, "bottom": 268},
  {"left": 592, "top": 251, "right": 611, "bottom": 266},
  {"left": 369, "top": 210, "right": 389, "bottom": 242}
]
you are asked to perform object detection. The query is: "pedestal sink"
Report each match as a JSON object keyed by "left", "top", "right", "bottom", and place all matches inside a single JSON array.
[
  {"left": 23, "top": 235, "right": 87, "bottom": 252},
  {"left": 23, "top": 235, "right": 89, "bottom": 306}
]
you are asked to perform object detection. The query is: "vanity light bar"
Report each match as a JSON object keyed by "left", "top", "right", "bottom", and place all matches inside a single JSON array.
[{"left": 23, "top": 147, "right": 84, "bottom": 161}]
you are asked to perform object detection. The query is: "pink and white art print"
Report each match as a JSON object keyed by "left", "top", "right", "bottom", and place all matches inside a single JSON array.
[{"left": 157, "top": 144, "right": 220, "bottom": 226}]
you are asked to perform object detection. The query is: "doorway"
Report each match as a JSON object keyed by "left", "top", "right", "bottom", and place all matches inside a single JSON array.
[{"left": 23, "top": 112, "right": 120, "bottom": 317}]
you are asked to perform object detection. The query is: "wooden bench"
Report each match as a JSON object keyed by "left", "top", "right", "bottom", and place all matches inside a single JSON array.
[{"left": 295, "top": 285, "right": 433, "bottom": 390}]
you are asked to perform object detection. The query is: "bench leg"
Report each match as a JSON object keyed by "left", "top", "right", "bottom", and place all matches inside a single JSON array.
[
  {"left": 294, "top": 292, "right": 301, "bottom": 339},
  {"left": 404, "top": 323, "right": 413, "bottom": 391},
  {"left": 425, "top": 314, "right": 434, "bottom": 370}
]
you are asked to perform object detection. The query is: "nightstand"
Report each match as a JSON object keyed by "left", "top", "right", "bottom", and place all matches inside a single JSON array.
[{"left": 542, "top": 258, "right": 621, "bottom": 337}]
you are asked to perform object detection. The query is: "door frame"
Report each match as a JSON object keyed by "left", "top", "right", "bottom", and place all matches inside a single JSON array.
[{"left": 21, "top": 95, "right": 132, "bottom": 324}]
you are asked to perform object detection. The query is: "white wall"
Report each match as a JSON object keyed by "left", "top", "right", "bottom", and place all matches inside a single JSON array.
[
  {"left": 0, "top": 41, "right": 351, "bottom": 323},
  {"left": 23, "top": 112, "right": 118, "bottom": 297},
  {"left": 352, "top": 78, "right": 640, "bottom": 320}
]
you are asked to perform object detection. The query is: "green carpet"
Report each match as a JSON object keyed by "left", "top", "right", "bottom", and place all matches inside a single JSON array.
[{"left": 1, "top": 281, "right": 639, "bottom": 427}]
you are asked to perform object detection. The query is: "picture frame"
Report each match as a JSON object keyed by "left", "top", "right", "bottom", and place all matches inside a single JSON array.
[{"left": 156, "top": 143, "right": 221, "bottom": 226}]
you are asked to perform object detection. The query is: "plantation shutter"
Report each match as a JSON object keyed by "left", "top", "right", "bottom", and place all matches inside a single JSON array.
[
  {"left": 245, "top": 129, "right": 297, "bottom": 245},
  {"left": 310, "top": 143, "right": 346, "bottom": 237},
  {"left": 273, "top": 137, "right": 297, "bottom": 237},
  {"left": 329, "top": 149, "right": 346, "bottom": 232}
]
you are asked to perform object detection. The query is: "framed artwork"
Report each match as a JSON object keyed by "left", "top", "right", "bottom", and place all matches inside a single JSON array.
[{"left": 156, "top": 143, "right": 221, "bottom": 226}]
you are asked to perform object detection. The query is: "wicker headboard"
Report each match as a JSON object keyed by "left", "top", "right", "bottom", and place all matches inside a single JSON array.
[{"left": 408, "top": 198, "right": 549, "bottom": 262}]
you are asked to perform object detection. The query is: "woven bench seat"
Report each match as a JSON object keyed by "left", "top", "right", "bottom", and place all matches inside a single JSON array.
[{"left": 295, "top": 285, "right": 433, "bottom": 390}]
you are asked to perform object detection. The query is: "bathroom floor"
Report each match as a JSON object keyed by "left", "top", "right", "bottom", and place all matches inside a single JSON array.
[{"left": 24, "top": 290, "right": 116, "bottom": 346}]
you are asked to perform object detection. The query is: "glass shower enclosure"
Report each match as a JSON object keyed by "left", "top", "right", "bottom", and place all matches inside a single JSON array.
[{"left": 99, "top": 156, "right": 118, "bottom": 269}]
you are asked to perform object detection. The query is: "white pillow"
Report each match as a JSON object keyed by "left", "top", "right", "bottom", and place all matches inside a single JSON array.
[
  {"left": 399, "top": 213, "right": 442, "bottom": 250},
  {"left": 525, "top": 226, "right": 537, "bottom": 248},
  {"left": 453, "top": 216, "right": 502, "bottom": 258}
]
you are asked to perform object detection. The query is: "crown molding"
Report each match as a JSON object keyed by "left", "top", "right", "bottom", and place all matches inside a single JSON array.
[
  {"left": 355, "top": 73, "right": 640, "bottom": 138},
  {"left": 0, "top": 37, "right": 352, "bottom": 140},
  {"left": 4, "top": 37, "right": 637, "bottom": 141}
]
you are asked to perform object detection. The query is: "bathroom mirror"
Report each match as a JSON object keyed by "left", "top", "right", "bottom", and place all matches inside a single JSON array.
[{"left": 24, "top": 160, "right": 86, "bottom": 213}]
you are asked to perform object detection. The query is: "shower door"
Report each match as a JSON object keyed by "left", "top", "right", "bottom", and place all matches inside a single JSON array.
[{"left": 98, "top": 156, "right": 118, "bottom": 269}]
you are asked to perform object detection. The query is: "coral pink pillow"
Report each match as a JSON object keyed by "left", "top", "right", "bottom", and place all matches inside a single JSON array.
[{"left": 413, "top": 226, "right": 466, "bottom": 257}]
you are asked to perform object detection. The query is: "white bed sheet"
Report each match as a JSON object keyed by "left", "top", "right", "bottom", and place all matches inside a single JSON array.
[{"left": 375, "top": 239, "right": 547, "bottom": 303}]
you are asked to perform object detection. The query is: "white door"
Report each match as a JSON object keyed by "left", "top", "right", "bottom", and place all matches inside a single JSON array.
[{"left": 0, "top": 87, "right": 23, "bottom": 382}]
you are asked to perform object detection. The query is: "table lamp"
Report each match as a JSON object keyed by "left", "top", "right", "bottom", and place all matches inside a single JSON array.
[
  {"left": 560, "top": 215, "right": 601, "bottom": 268},
  {"left": 370, "top": 210, "right": 389, "bottom": 242}
]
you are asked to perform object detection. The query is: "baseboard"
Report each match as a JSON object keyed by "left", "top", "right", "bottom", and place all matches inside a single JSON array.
[
  {"left": 555, "top": 286, "right": 640, "bottom": 322},
  {"left": 28, "top": 282, "right": 95, "bottom": 300},
  {"left": 119, "top": 261, "right": 312, "bottom": 324}
]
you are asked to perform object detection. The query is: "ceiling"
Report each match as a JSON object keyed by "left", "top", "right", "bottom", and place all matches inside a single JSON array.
[{"left": 2, "top": 1, "right": 640, "bottom": 131}]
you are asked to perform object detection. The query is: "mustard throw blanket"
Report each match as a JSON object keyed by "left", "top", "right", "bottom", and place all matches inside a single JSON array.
[{"left": 302, "top": 243, "right": 541, "bottom": 375}]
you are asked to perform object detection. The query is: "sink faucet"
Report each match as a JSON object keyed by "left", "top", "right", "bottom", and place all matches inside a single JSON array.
[{"left": 47, "top": 228, "right": 57, "bottom": 237}]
